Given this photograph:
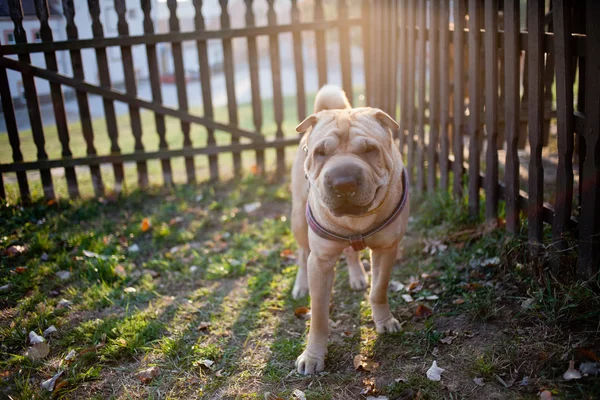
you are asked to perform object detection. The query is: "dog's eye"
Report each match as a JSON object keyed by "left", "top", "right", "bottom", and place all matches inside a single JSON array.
[
  {"left": 365, "top": 144, "right": 378, "bottom": 155},
  {"left": 314, "top": 146, "right": 327, "bottom": 159}
]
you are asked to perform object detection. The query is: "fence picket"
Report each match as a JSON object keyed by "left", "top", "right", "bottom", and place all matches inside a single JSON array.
[
  {"left": 452, "top": 0, "right": 466, "bottom": 197},
  {"left": 579, "top": 0, "right": 600, "bottom": 278},
  {"left": 405, "top": 0, "right": 416, "bottom": 185},
  {"left": 398, "top": 0, "right": 407, "bottom": 154},
  {"left": 527, "top": 0, "right": 545, "bottom": 250},
  {"left": 35, "top": 0, "right": 79, "bottom": 198},
  {"left": 439, "top": 0, "right": 450, "bottom": 191},
  {"left": 63, "top": 0, "right": 104, "bottom": 197},
  {"left": 0, "top": 66, "right": 30, "bottom": 203},
  {"left": 219, "top": 0, "right": 241, "bottom": 179},
  {"left": 141, "top": 0, "right": 172, "bottom": 187},
  {"left": 503, "top": 0, "right": 521, "bottom": 234},
  {"left": 427, "top": 0, "right": 439, "bottom": 192},
  {"left": 551, "top": 0, "right": 574, "bottom": 276},
  {"left": 467, "top": 0, "right": 482, "bottom": 216},
  {"left": 88, "top": 0, "right": 124, "bottom": 195},
  {"left": 338, "top": 0, "right": 352, "bottom": 103},
  {"left": 8, "top": 0, "right": 55, "bottom": 201},
  {"left": 245, "top": 0, "right": 265, "bottom": 175},
  {"left": 267, "top": 0, "right": 285, "bottom": 179},
  {"left": 193, "top": 0, "right": 219, "bottom": 181},
  {"left": 416, "top": 0, "right": 426, "bottom": 193},
  {"left": 361, "top": 0, "right": 371, "bottom": 106},
  {"left": 314, "top": 0, "right": 327, "bottom": 88},
  {"left": 115, "top": 0, "right": 148, "bottom": 189},
  {"left": 484, "top": 0, "right": 499, "bottom": 223}
]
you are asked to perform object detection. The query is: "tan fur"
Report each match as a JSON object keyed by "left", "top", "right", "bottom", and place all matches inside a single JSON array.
[{"left": 291, "top": 85, "right": 410, "bottom": 374}]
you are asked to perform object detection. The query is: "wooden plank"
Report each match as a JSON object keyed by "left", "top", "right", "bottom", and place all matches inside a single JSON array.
[
  {"left": 8, "top": 0, "right": 54, "bottom": 201},
  {"left": 0, "top": 138, "right": 301, "bottom": 173},
  {"left": 267, "top": 0, "right": 285, "bottom": 179},
  {"left": 0, "top": 20, "right": 364, "bottom": 57},
  {"left": 245, "top": 0, "right": 265, "bottom": 175},
  {"left": 398, "top": 0, "right": 408, "bottom": 154},
  {"left": 338, "top": 0, "right": 353, "bottom": 103},
  {"left": 35, "top": 0, "right": 79, "bottom": 198},
  {"left": 291, "top": 0, "right": 306, "bottom": 121},
  {"left": 527, "top": 0, "right": 545, "bottom": 250},
  {"left": 416, "top": 0, "right": 426, "bottom": 193},
  {"left": 115, "top": 0, "right": 148, "bottom": 188},
  {"left": 193, "top": 0, "right": 218, "bottom": 181},
  {"left": 573, "top": 1, "right": 585, "bottom": 208},
  {"left": 439, "top": 0, "right": 450, "bottom": 191},
  {"left": 503, "top": 0, "right": 520, "bottom": 234},
  {"left": 63, "top": 0, "right": 104, "bottom": 197},
  {"left": 88, "top": 0, "right": 124, "bottom": 194},
  {"left": 427, "top": 0, "right": 439, "bottom": 192},
  {"left": 467, "top": 0, "right": 482, "bottom": 216},
  {"left": 141, "top": 0, "right": 172, "bottom": 187},
  {"left": 579, "top": 0, "right": 600, "bottom": 278},
  {"left": 542, "top": 6, "right": 555, "bottom": 147},
  {"left": 452, "top": 0, "right": 466, "bottom": 197},
  {"left": 405, "top": 0, "right": 416, "bottom": 185},
  {"left": 484, "top": 0, "right": 499, "bottom": 223},
  {"left": 314, "top": 0, "right": 327, "bottom": 88},
  {"left": 369, "top": 0, "right": 381, "bottom": 106},
  {"left": 0, "top": 56, "right": 265, "bottom": 142},
  {"left": 0, "top": 173, "right": 4, "bottom": 200},
  {"left": 550, "top": 0, "right": 574, "bottom": 276},
  {"left": 361, "top": 0, "right": 372, "bottom": 106},
  {"left": 219, "top": 0, "right": 241, "bottom": 179},
  {"left": 0, "top": 66, "right": 30, "bottom": 203}
]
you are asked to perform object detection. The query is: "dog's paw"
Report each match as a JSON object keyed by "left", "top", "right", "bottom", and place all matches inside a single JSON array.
[
  {"left": 349, "top": 273, "right": 369, "bottom": 291},
  {"left": 375, "top": 316, "right": 402, "bottom": 334},
  {"left": 292, "top": 283, "right": 309, "bottom": 299},
  {"left": 295, "top": 351, "right": 325, "bottom": 375}
]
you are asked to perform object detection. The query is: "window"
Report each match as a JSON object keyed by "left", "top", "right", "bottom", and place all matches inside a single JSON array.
[{"left": 4, "top": 31, "right": 15, "bottom": 44}]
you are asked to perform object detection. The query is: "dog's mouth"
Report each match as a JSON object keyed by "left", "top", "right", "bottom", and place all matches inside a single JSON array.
[{"left": 329, "top": 186, "right": 381, "bottom": 217}]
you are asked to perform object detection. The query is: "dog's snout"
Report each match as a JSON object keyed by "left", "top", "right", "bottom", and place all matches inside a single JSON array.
[{"left": 326, "top": 165, "right": 362, "bottom": 195}]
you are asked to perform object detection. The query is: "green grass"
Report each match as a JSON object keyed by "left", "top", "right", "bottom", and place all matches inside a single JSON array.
[{"left": 1, "top": 174, "right": 599, "bottom": 399}]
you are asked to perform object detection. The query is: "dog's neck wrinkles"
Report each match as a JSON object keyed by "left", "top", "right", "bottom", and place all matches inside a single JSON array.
[{"left": 308, "top": 158, "right": 404, "bottom": 236}]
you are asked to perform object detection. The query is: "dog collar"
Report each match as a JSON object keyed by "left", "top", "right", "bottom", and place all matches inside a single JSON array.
[{"left": 305, "top": 169, "right": 409, "bottom": 251}]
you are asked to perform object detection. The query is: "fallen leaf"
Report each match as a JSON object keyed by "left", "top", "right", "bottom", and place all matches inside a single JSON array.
[
  {"left": 579, "top": 362, "right": 600, "bottom": 376},
  {"left": 190, "top": 265, "right": 198, "bottom": 273},
  {"left": 361, "top": 377, "right": 378, "bottom": 395},
  {"left": 341, "top": 331, "right": 353, "bottom": 338},
  {"left": 453, "top": 298, "right": 465, "bottom": 305},
  {"left": 0, "top": 284, "right": 10, "bottom": 292},
  {"left": 143, "top": 269, "right": 160, "bottom": 278},
  {"left": 243, "top": 202, "right": 261, "bottom": 213},
  {"left": 294, "top": 307, "right": 311, "bottom": 319},
  {"left": 576, "top": 347, "right": 599, "bottom": 362},
  {"left": 41, "top": 253, "right": 49, "bottom": 262},
  {"left": 169, "top": 217, "right": 184, "bottom": 226},
  {"left": 353, "top": 354, "right": 380, "bottom": 372},
  {"left": 389, "top": 280, "right": 405, "bottom": 292},
  {"left": 440, "top": 336, "right": 455, "bottom": 345},
  {"left": 197, "top": 321, "right": 211, "bottom": 331},
  {"left": 41, "top": 370, "right": 63, "bottom": 391},
  {"left": 280, "top": 249, "right": 295, "bottom": 259},
  {"left": 198, "top": 359, "right": 214, "bottom": 368},
  {"left": 26, "top": 342, "right": 50, "bottom": 360},
  {"left": 415, "top": 304, "right": 433, "bottom": 318},
  {"left": 426, "top": 360, "right": 445, "bottom": 381},
  {"left": 521, "top": 298, "right": 535, "bottom": 310},
  {"left": 114, "top": 264, "right": 127, "bottom": 278},
  {"left": 15, "top": 266, "right": 28, "bottom": 274},
  {"left": 29, "top": 331, "right": 45, "bottom": 344},
  {"left": 366, "top": 397, "right": 388, "bottom": 400},
  {"left": 124, "top": 287, "right": 137, "bottom": 294},
  {"left": 141, "top": 218, "right": 152, "bottom": 232},
  {"left": 563, "top": 360, "right": 582, "bottom": 380},
  {"left": 56, "top": 299, "right": 72, "bottom": 309},
  {"left": 65, "top": 349, "right": 77, "bottom": 361},
  {"left": 407, "top": 281, "right": 423, "bottom": 293},
  {"left": 292, "top": 389, "right": 306, "bottom": 400},
  {"left": 401, "top": 294, "right": 414, "bottom": 303},
  {"left": 539, "top": 390, "right": 552, "bottom": 400},
  {"left": 56, "top": 270, "right": 71, "bottom": 280},
  {"left": 137, "top": 366, "right": 161, "bottom": 384},
  {"left": 473, "top": 377, "right": 485, "bottom": 386},
  {"left": 481, "top": 257, "right": 500, "bottom": 266},
  {"left": 43, "top": 326, "right": 57, "bottom": 336},
  {"left": 54, "top": 380, "right": 68, "bottom": 391},
  {"left": 4, "top": 244, "right": 27, "bottom": 256},
  {"left": 128, "top": 244, "right": 140, "bottom": 253},
  {"left": 425, "top": 295, "right": 439, "bottom": 301}
]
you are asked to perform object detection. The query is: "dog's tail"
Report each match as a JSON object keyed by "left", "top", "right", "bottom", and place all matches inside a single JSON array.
[{"left": 314, "top": 85, "right": 351, "bottom": 113}]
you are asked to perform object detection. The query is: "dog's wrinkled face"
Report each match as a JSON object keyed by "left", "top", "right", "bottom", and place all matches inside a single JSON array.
[{"left": 297, "top": 108, "right": 399, "bottom": 217}]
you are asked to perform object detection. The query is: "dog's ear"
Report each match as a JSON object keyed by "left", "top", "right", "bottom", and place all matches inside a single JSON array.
[
  {"left": 295, "top": 114, "right": 317, "bottom": 133},
  {"left": 374, "top": 110, "right": 400, "bottom": 132}
]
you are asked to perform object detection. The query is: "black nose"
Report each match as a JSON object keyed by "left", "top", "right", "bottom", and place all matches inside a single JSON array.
[{"left": 326, "top": 166, "right": 361, "bottom": 194}]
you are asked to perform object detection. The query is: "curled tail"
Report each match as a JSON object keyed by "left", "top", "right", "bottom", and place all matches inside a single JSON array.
[{"left": 314, "top": 85, "right": 352, "bottom": 113}]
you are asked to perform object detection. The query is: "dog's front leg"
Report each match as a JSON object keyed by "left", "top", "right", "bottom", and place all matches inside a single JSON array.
[
  {"left": 370, "top": 244, "right": 402, "bottom": 333},
  {"left": 295, "top": 249, "right": 338, "bottom": 374}
]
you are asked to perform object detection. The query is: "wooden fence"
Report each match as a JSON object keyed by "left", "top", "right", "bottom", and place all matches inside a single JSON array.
[{"left": 0, "top": 0, "right": 598, "bottom": 281}]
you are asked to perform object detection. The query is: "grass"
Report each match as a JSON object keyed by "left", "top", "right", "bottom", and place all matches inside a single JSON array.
[{"left": 1, "top": 173, "right": 599, "bottom": 399}]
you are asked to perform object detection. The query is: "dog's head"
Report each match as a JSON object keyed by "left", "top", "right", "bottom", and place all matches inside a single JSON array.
[{"left": 296, "top": 108, "right": 399, "bottom": 217}]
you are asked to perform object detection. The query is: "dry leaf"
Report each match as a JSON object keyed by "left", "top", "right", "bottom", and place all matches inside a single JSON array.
[
  {"left": 539, "top": 390, "right": 552, "bottom": 400},
  {"left": 353, "top": 354, "right": 380, "bottom": 372},
  {"left": 197, "top": 321, "right": 211, "bottom": 331},
  {"left": 56, "top": 299, "right": 72, "bottom": 309},
  {"left": 243, "top": 202, "right": 261, "bottom": 213},
  {"left": 137, "top": 366, "right": 161, "bottom": 384},
  {"left": 563, "top": 360, "right": 582, "bottom": 380},
  {"left": 198, "top": 359, "right": 214, "bottom": 368},
  {"left": 27, "top": 342, "right": 50, "bottom": 360},
  {"left": 453, "top": 298, "right": 465, "bottom": 305},
  {"left": 579, "top": 362, "right": 600, "bottom": 376},
  {"left": 29, "top": 331, "right": 45, "bottom": 344},
  {"left": 56, "top": 270, "right": 71, "bottom": 280},
  {"left": 54, "top": 380, "right": 68, "bottom": 391},
  {"left": 41, "top": 370, "right": 63, "bottom": 391},
  {"left": 415, "top": 304, "right": 433, "bottom": 318},
  {"left": 401, "top": 294, "right": 414, "bottom": 303},
  {"left": 294, "top": 307, "right": 311, "bottom": 319},
  {"left": 473, "top": 377, "right": 485, "bottom": 386},
  {"left": 361, "top": 377, "right": 378, "bottom": 395},
  {"left": 575, "top": 347, "right": 599, "bottom": 362},
  {"left": 15, "top": 266, "right": 28, "bottom": 274},
  {"left": 440, "top": 336, "right": 455, "bottom": 345},
  {"left": 128, "top": 244, "right": 140, "bottom": 253},
  {"left": 65, "top": 349, "right": 77, "bottom": 361},
  {"left": 366, "top": 397, "right": 389, "bottom": 400},
  {"left": 292, "top": 389, "right": 307, "bottom": 400},
  {"left": 43, "top": 326, "right": 57, "bottom": 336},
  {"left": 0, "top": 284, "right": 10, "bottom": 292},
  {"left": 124, "top": 287, "right": 137, "bottom": 294},
  {"left": 389, "top": 280, "right": 405, "bottom": 292},
  {"left": 425, "top": 295, "right": 439, "bottom": 301},
  {"left": 426, "top": 360, "right": 445, "bottom": 381},
  {"left": 5, "top": 244, "right": 27, "bottom": 256},
  {"left": 407, "top": 281, "right": 422, "bottom": 293},
  {"left": 141, "top": 218, "right": 152, "bottom": 232}
]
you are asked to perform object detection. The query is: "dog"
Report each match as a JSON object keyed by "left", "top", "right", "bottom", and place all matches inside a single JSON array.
[{"left": 290, "top": 85, "right": 410, "bottom": 375}]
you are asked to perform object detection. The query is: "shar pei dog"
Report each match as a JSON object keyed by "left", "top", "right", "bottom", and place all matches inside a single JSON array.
[{"left": 290, "top": 85, "right": 410, "bottom": 374}]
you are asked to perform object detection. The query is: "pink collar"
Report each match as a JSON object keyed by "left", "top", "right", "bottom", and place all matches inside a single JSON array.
[{"left": 305, "top": 169, "right": 409, "bottom": 251}]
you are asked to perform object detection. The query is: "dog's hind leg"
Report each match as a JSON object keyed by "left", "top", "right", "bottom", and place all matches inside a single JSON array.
[
  {"left": 292, "top": 200, "right": 310, "bottom": 299},
  {"left": 344, "top": 247, "right": 369, "bottom": 291}
]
